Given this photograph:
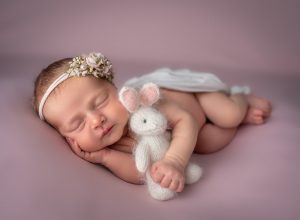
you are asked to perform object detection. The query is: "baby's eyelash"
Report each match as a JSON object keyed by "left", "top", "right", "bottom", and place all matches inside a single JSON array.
[
  {"left": 95, "top": 97, "right": 108, "bottom": 108},
  {"left": 69, "top": 119, "right": 85, "bottom": 132},
  {"left": 76, "top": 120, "right": 85, "bottom": 130}
]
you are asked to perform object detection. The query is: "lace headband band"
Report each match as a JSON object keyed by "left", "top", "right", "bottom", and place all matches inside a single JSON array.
[{"left": 38, "top": 52, "right": 113, "bottom": 120}]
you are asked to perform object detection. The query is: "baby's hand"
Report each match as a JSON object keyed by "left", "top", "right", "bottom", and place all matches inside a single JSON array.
[
  {"left": 68, "top": 139, "right": 109, "bottom": 165},
  {"left": 151, "top": 158, "right": 185, "bottom": 192}
]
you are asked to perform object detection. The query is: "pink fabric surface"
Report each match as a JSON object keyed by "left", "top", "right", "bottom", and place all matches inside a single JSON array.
[{"left": 1, "top": 1, "right": 300, "bottom": 220}]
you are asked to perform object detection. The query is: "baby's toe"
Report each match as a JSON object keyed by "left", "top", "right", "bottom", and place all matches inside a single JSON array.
[
  {"left": 250, "top": 109, "right": 265, "bottom": 124},
  {"left": 253, "top": 115, "right": 264, "bottom": 124}
]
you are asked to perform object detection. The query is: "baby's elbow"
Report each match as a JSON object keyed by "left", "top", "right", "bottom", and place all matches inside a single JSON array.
[
  {"left": 123, "top": 171, "right": 145, "bottom": 185},
  {"left": 182, "top": 112, "right": 200, "bottom": 132}
]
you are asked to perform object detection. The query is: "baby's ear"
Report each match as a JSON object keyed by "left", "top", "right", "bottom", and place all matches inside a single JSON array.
[
  {"left": 119, "top": 86, "right": 140, "bottom": 113},
  {"left": 140, "top": 83, "right": 160, "bottom": 106}
]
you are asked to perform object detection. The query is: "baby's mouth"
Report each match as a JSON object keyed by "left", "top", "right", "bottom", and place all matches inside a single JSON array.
[{"left": 102, "top": 125, "right": 113, "bottom": 136}]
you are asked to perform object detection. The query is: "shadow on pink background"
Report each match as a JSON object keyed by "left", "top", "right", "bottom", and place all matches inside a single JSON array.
[{"left": 0, "top": 1, "right": 299, "bottom": 220}]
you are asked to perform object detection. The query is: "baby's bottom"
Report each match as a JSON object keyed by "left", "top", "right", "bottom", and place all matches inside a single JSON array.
[{"left": 194, "top": 123, "right": 237, "bottom": 154}]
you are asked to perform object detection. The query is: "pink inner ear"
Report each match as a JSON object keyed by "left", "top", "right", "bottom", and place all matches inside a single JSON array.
[
  {"left": 119, "top": 87, "right": 140, "bottom": 112},
  {"left": 140, "top": 83, "right": 160, "bottom": 106}
]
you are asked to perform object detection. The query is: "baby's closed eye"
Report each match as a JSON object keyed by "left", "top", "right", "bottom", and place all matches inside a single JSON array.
[
  {"left": 69, "top": 118, "right": 85, "bottom": 132},
  {"left": 94, "top": 95, "right": 109, "bottom": 109}
]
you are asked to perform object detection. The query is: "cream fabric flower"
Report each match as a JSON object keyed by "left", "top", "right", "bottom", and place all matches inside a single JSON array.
[
  {"left": 66, "top": 52, "right": 113, "bottom": 82},
  {"left": 86, "top": 52, "right": 104, "bottom": 68}
]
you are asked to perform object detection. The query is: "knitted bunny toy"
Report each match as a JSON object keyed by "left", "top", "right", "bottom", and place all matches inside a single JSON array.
[{"left": 119, "top": 83, "right": 202, "bottom": 201}]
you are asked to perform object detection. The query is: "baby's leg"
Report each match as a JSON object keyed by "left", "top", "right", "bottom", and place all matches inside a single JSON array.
[
  {"left": 196, "top": 92, "right": 248, "bottom": 128},
  {"left": 194, "top": 123, "right": 237, "bottom": 154}
]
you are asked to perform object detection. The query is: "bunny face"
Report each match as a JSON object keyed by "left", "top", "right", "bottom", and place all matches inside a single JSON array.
[
  {"left": 130, "top": 106, "right": 167, "bottom": 136},
  {"left": 119, "top": 83, "right": 168, "bottom": 136}
]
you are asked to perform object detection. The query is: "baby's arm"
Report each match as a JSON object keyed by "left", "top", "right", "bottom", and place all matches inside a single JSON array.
[
  {"left": 152, "top": 101, "right": 200, "bottom": 192},
  {"left": 103, "top": 149, "right": 143, "bottom": 184},
  {"left": 68, "top": 141, "right": 142, "bottom": 184}
]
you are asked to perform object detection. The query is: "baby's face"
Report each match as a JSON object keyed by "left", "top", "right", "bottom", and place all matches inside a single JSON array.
[{"left": 43, "top": 76, "right": 129, "bottom": 152}]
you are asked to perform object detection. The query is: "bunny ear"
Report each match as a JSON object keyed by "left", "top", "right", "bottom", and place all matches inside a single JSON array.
[
  {"left": 140, "top": 83, "right": 160, "bottom": 106},
  {"left": 119, "top": 86, "right": 140, "bottom": 113}
]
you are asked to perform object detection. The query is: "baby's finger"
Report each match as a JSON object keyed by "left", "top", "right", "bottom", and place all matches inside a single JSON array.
[
  {"left": 84, "top": 151, "right": 91, "bottom": 159},
  {"left": 72, "top": 144, "right": 85, "bottom": 157},
  {"left": 176, "top": 180, "right": 185, "bottom": 192},
  {"left": 67, "top": 138, "right": 83, "bottom": 155},
  {"left": 168, "top": 179, "right": 179, "bottom": 192},
  {"left": 160, "top": 176, "right": 172, "bottom": 188},
  {"left": 152, "top": 171, "right": 164, "bottom": 184},
  {"left": 150, "top": 162, "right": 159, "bottom": 174}
]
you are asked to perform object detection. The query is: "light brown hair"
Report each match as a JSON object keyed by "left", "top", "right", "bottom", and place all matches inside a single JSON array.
[{"left": 33, "top": 58, "right": 72, "bottom": 115}]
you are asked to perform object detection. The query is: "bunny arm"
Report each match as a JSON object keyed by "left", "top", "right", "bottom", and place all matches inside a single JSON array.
[{"left": 135, "top": 140, "right": 151, "bottom": 173}]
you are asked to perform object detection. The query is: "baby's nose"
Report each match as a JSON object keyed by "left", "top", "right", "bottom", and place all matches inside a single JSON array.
[{"left": 89, "top": 112, "right": 105, "bottom": 129}]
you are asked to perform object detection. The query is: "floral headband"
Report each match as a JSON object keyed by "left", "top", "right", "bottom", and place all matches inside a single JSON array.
[{"left": 38, "top": 52, "right": 113, "bottom": 120}]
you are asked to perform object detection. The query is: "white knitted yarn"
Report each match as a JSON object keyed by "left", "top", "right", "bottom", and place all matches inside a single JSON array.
[{"left": 119, "top": 83, "right": 202, "bottom": 201}]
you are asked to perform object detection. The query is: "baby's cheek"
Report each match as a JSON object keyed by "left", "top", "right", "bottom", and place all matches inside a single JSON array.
[{"left": 77, "top": 132, "right": 97, "bottom": 152}]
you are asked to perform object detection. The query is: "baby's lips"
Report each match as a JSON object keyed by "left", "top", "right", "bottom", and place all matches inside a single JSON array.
[
  {"left": 102, "top": 125, "right": 113, "bottom": 136},
  {"left": 102, "top": 128, "right": 109, "bottom": 135}
]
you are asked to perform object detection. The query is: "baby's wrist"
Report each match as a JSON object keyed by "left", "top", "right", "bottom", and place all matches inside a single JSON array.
[
  {"left": 163, "top": 154, "right": 186, "bottom": 171},
  {"left": 100, "top": 148, "right": 111, "bottom": 167}
]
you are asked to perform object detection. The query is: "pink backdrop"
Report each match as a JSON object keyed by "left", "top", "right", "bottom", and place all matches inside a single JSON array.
[
  {"left": 1, "top": 1, "right": 300, "bottom": 220},
  {"left": 1, "top": 0, "right": 300, "bottom": 74}
]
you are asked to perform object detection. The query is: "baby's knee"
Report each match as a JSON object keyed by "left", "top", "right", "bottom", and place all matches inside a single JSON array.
[{"left": 218, "top": 106, "right": 245, "bottom": 128}]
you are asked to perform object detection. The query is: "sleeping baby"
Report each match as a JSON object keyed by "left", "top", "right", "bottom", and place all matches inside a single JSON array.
[{"left": 33, "top": 52, "right": 272, "bottom": 193}]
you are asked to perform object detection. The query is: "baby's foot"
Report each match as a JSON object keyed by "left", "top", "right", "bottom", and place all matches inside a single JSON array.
[{"left": 243, "top": 95, "right": 272, "bottom": 125}]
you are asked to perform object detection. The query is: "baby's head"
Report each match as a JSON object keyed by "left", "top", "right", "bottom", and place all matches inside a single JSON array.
[{"left": 33, "top": 53, "right": 129, "bottom": 152}]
